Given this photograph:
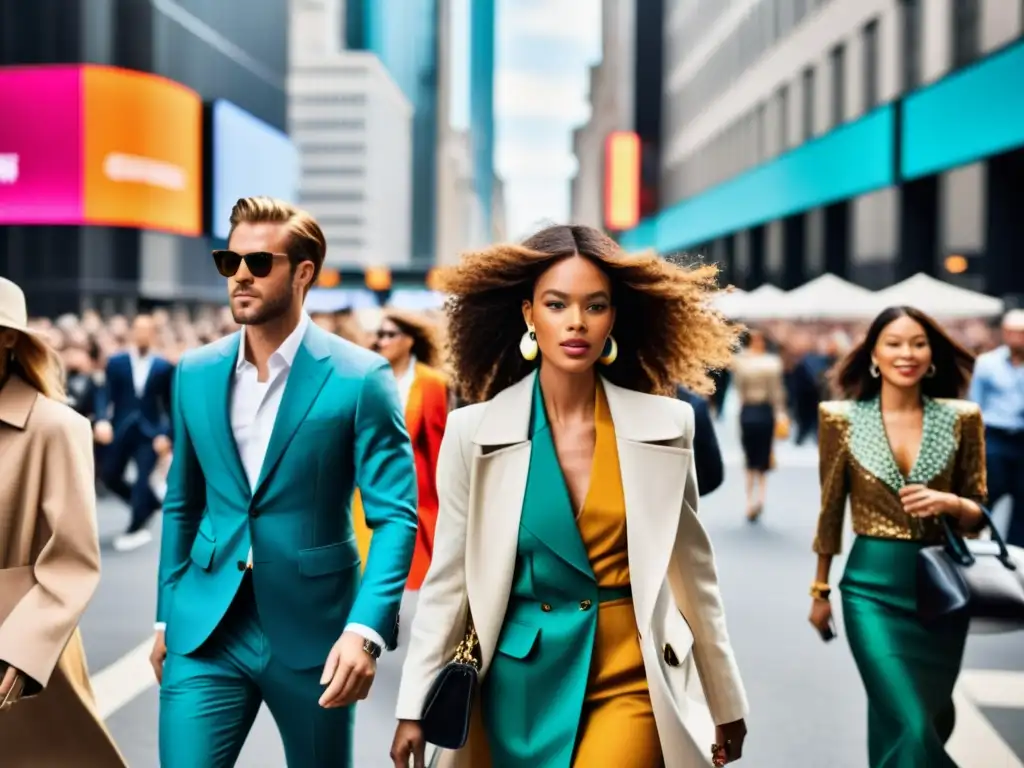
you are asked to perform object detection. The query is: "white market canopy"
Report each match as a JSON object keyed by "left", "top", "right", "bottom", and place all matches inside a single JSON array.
[
  {"left": 714, "top": 284, "right": 784, "bottom": 319},
  {"left": 873, "top": 273, "right": 1005, "bottom": 318},
  {"left": 741, "top": 274, "right": 881, "bottom": 320}
]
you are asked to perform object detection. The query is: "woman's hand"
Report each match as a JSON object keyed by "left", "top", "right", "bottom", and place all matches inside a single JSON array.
[
  {"left": 712, "top": 719, "right": 747, "bottom": 765},
  {"left": 898, "top": 485, "right": 961, "bottom": 519},
  {"left": 391, "top": 719, "right": 427, "bottom": 768},
  {"left": 0, "top": 665, "right": 25, "bottom": 712},
  {"left": 808, "top": 597, "right": 833, "bottom": 639}
]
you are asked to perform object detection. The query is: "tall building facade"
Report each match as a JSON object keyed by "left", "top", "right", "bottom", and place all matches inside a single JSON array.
[
  {"left": 617, "top": 0, "right": 1024, "bottom": 298},
  {"left": 290, "top": 0, "right": 412, "bottom": 267},
  {"left": 345, "top": 0, "right": 439, "bottom": 265},
  {"left": 433, "top": 0, "right": 499, "bottom": 264},
  {"left": 0, "top": 0, "right": 291, "bottom": 315}
]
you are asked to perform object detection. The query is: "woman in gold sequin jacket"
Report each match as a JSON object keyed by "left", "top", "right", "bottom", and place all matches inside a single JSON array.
[{"left": 807, "top": 306, "right": 985, "bottom": 768}]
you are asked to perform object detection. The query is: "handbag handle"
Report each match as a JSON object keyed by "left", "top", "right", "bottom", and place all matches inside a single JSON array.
[{"left": 939, "top": 506, "right": 1017, "bottom": 571}]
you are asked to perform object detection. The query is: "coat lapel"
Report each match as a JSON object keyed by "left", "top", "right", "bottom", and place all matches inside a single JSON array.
[
  {"left": 0, "top": 375, "right": 37, "bottom": 468},
  {"left": 466, "top": 373, "right": 534, "bottom": 670},
  {"left": 519, "top": 376, "right": 594, "bottom": 581},
  {"left": 206, "top": 334, "right": 250, "bottom": 498},
  {"left": 253, "top": 326, "right": 332, "bottom": 500},
  {"left": 602, "top": 379, "right": 689, "bottom": 632}
]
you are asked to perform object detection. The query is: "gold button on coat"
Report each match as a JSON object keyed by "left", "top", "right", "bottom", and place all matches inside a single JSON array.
[{"left": 541, "top": 603, "right": 552, "bottom": 612}]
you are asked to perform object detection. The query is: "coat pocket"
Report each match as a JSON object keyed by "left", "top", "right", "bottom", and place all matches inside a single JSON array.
[
  {"left": 494, "top": 621, "right": 539, "bottom": 660},
  {"left": 189, "top": 527, "right": 216, "bottom": 570},
  {"left": 298, "top": 538, "right": 360, "bottom": 577}
]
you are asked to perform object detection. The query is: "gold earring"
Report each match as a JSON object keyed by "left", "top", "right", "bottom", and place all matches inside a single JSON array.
[
  {"left": 599, "top": 335, "right": 618, "bottom": 365},
  {"left": 520, "top": 327, "right": 538, "bottom": 361}
]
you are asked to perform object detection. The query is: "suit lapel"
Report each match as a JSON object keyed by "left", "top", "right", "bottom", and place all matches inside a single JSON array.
[
  {"left": 519, "top": 376, "right": 594, "bottom": 581},
  {"left": 602, "top": 379, "right": 689, "bottom": 632},
  {"left": 207, "top": 334, "right": 251, "bottom": 498},
  {"left": 253, "top": 331, "right": 331, "bottom": 500}
]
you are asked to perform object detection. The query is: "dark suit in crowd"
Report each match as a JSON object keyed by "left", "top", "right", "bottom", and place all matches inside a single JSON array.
[
  {"left": 96, "top": 351, "right": 174, "bottom": 534},
  {"left": 677, "top": 386, "right": 725, "bottom": 496}
]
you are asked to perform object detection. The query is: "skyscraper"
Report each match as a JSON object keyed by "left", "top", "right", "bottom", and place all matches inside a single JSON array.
[{"left": 345, "top": 0, "right": 439, "bottom": 265}]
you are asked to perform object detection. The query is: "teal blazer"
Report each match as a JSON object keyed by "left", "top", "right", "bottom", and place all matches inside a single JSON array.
[
  {"left": 480, "top": 377, "right": 610, "bottom": 766},
  {"left": 156, "top": 323, "right": 418, "bottom": 669}
]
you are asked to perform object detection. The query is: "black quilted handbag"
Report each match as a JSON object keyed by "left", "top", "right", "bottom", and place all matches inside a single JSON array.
[
  {"left": 917, "top": 510, "right": 1024, "bottom": 633},
  {"left": 420, "top": 621, "right": 480, "bottom": 750}
]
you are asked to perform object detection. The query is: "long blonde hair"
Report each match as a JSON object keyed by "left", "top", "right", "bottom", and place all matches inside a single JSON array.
[{"left": 6, "top": 331, "right": 66, "bottom": 401}]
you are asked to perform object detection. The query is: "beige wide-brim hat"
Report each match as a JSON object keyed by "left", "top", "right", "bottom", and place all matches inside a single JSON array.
[{"left": 0, "top": 276, "right": 43, "bottom": 342}]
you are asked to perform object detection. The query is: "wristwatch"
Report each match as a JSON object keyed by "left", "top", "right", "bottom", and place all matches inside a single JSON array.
[{"left": 362, "top": 638, "right": 382, "bottom": 660}]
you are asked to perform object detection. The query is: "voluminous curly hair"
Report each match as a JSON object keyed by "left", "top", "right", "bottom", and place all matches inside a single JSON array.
[
  {"left": 382, "top": 308, "right": 443, "bottom": 369},
  {"left": 438, "top": 224, "right": 740, "bottom": 403}
]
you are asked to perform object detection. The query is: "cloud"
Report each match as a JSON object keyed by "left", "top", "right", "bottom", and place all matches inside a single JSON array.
[
  {"left": 503, "top": 180, "right": 574, "bottom": 239},
  {"left": 495, "top": 71, "right": 592, "bottom": 124},
  {"left": 495, "top": 144, "right": 579, "bottom": 179},
  {"left": 501, "top": 0, "right": 602, "bottom": 58}
]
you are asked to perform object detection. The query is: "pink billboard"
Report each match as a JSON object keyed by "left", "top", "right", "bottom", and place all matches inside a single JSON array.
[
  {"left": 0, "top": 64, "right": 202, "bottom": 233},
  {"left": 0, "top": 66, "right": 84, "bottom": 223}
]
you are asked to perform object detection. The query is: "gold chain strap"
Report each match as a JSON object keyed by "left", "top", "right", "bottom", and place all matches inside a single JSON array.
[{"left": 452, "top": 620, "right": 480, "bottom": 668}]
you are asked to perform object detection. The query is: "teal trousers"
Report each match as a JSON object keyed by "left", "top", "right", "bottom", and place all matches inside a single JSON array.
[{"left": 158, "top": 575, "right": 354, "bottom": 767}]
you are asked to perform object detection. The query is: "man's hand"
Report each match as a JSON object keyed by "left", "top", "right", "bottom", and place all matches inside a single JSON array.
[
  {"left": 150, "top": 630, "right": 167, "bottom": 684},
  {"left": 319, "top": 631, "right": 376, "bottom": 708},
  {"left": 94, "top": 420, "right": 114, "bottom": 445},
  {"left": 0, "top": 665, "right": 25, "bottom": 711},
  {"left": 153, "top": 434, "right": 172, "bottom": 457}
]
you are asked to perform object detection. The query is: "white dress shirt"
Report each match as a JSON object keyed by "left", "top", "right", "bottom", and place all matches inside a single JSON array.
[
  {"left": 129, "top": 348, "right": 154, "bottom": 397},
  {"left": 394, "top": 355, "right": 417, "bottom": 412},
  {"left": 158, "top": 313, "right": 385, "bottom": 650}
]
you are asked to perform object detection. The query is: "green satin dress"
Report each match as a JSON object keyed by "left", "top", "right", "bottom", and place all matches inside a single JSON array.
[{"left": 815, "top": 397, "right": 987, "bottom": 768}]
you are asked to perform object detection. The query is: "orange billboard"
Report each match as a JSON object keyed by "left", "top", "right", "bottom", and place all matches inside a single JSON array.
[
  {"left": 82, "top": 66, "right": 202, "bottom": 235},
  {"left": 604, "top": 131, "right": 641, "bottom": 232}
]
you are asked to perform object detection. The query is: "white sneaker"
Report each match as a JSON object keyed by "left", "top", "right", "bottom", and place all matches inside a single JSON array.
[{"left": 113, "top": 529, "right": 153, "bottom": 552}]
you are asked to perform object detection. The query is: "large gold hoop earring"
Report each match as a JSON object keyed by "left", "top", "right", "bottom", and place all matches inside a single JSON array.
[
  {"left": 599, "top": 335, "right": 618, "bottom": 366},
  {"left": 519, "top": 327, "right": 538, "bottom": 361}
]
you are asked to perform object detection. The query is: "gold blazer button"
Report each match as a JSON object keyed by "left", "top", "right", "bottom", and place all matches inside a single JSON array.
[
  {"left": 579, "top": 599, "right": 592, "bottom": 611},
  {"left": 663, "top": 644, "right": 680, "bottom": 667},
  {"left": 541, "top": 603, "right": 553, "bottom": 612}
]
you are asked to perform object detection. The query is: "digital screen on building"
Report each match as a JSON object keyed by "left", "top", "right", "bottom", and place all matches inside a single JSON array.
[
  {"left": 0, "top": 64, "right": 202, "bottom": 234},
  {"left": 211, "top": 99, "right": 299, "bottom": 240}
]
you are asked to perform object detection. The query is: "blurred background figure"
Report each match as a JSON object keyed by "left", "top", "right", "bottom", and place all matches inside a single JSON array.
[
  {"left": 969, "top": 309, "right": 1024, "bottom": 546},
  {"left": 365, "top": 308, "right": 449, "bottom": 590},
  {"left": 731, "top": 330, "right": 787, "bottom": 521},
  {"left": 93, "top": 315, "right": 174, "bottom": 552}
]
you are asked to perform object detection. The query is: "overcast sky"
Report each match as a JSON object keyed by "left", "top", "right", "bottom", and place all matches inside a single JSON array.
[{"left": 449, "top": 0, "right": 602, "bottom": 240}]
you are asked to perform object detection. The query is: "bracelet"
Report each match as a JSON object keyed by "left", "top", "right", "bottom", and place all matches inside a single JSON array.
[{"left": 810, "top": 581, "right": 831, "bottom": 600}]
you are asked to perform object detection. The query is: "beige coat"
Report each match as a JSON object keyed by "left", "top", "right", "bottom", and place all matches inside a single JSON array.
[
  {"left": 0, "top": 374, "right": 125, "bottom": 767},
  {"left": 397, "top": 372, "right": 748, "bottom": 768}
]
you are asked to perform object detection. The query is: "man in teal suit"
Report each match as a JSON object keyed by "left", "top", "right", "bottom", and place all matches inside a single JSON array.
[{"left": 151, "top": 197, "right": 418, "bottom": 767}]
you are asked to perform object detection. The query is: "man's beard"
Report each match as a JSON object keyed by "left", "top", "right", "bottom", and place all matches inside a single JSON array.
[{"left": 231, "top": 288, "right": 294, "bottom": 326}]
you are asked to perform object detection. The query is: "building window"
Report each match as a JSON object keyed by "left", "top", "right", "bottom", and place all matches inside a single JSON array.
[
  {"left": 801, "top": 66, "right": 815, "bottom": 141},
  {"left": 863, "top": 19, "right": 880, "bottom": 110},
  {"left": 829, "top": 44, "right": 845, "bottom": 127},
  {"left": 777, "top": 85, "right": 789, "bottom": 152},
  {"left": 951, "top": 0, "right": 981, "bottom": 68},
  {"left": 902, "top": 0, "right": 922, "bottom": 91}
]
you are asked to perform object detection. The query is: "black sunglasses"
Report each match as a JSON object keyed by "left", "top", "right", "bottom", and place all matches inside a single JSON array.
[{"left": 212, "top": 250, "right": 289, "bottom": 278}]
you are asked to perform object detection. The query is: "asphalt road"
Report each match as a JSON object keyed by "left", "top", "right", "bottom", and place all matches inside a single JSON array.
[{"left": 81, "top": 409, "right": 1024, "bottom": 767}]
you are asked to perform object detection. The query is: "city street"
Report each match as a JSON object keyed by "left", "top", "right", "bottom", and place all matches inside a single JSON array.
[{"left": 82, "top": 407, "right": 1024, "bottom": 768}]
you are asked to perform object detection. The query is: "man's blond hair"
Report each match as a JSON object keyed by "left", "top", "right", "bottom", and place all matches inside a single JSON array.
[{"left": 229, "top": 196, "right": 326, "bottom": 284}]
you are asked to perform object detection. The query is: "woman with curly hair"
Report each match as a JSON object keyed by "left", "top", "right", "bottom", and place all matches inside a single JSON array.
[
  {"left": 808, "top": 306, "right": 983, "bottom": 767},
  {"left": 390, "top": 225, "right": 749, "bottom": 768},
  {"left": 369, "top": 309, "right": 449, "bottom": 589}
]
